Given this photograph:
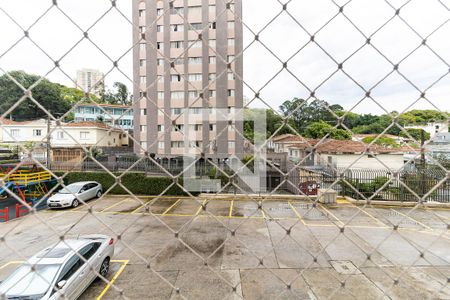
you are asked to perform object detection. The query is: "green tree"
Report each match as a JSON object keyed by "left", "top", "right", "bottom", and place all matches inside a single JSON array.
[
  {"left": 103, "top": 82, "right": 131, "bottom": 105},
  {"left": 304, "top": 121, "right": 351, "bottom": 140},
  {"left": 0, "top": 71, "right": 71, "bottom": 120},
  {"left": 399, "top": 128, "right": 430, "bottom": 142},
  {"left": 362, "top": 136, "right": 400, "bottom": 148}
]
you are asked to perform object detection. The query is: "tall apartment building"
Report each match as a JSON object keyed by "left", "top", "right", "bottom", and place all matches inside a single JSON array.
[
  {"left": 133, "top": 0, "right": 244, "bottom": 160},
  {"left": 75, "top": 68, "right": 105, "bottom": 98}
]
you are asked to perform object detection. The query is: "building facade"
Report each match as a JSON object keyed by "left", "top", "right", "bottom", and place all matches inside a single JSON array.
[
  {"left": 74, "top": 103, "right": 134, "bottom": 131},
  {"left": 75, "top": 68, "right": 105, "bottom": 97},
  {"left": 133, "top": 0, "right": 244, "bottom": 159}
]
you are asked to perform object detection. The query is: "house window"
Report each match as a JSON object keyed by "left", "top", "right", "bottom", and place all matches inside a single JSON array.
[
  {"left": 227, "top": 55, "right": 235, "bottom": 63},
  {"left": 188, "top": 74, "right": 202, "bottom": 82},
  {"left": 194, "top": 124, "right": 201, "bottom": 131},
  {"left": 157, "top": 59, "right": 165, "bottom": 66},
  {"left": 158, "top": 91, "right": 164, "bottom": 99},
  {"left": 140, "top": 141, "right": 148, "bottom": 149},
  {"left": 188, "top": 91, "right": 199, "bottom": 99},
  {"left": 158, "top": 141, "right": 164, "bottom": 149},
  {"left": 228, "top": 39, "right": 235, "bottom": 46},
  {"left": 171, "top": 7, "right": 184, "bottom": 15},
  {"left": 140, "top": 76, "right": 146, "bottom": 84},
  {"left": 188, "top": 57, "right": 202, "bottom": 64},
  {"left": 172, "top": 124, "right": 184, "bottom": 132},
  {"left": 139, "top": 9, "right": 145, "bottom": 17},
  {"left": 57, "top": 131, "right": 64, "bottom": 140},
  {"left": 157, "top": 125, "right": 164, "bottom": 132},
  {"left": 209, "top": 5, "right": 216, "bottom": 14},
  {"left": 189, "top": 6, "right": 201, "bottom": 15},
  {"left": 228, "top": 141, "right": 235, "bottom": 148},
  {"left": 141, "top": 109, "right": 147, "bottom": 116},
  {"left": 140, "top": 125, "right": 147, "bottom": 132},
  {"left": 209, "top": 40, "right": 216, "bottom": 48},
  {"left": 208, "top": 73, "right": 216, "bottom": 81},
  {"left": 33, "top": 129, "right": 42, "bottom": 137},
  {"left": 171, "top": 74, "right": 183, "bottom": 82},
  {"left": 209, "top": 124, "right": 215, "bottom": 131},
  {"left": 171, "top": 108, "right": 182, "bottom": 115},
  {"left": 209, "top": 90, "right": 216, "bottom": 98},
  {"left": 157, "top": 42, "right": 163, "bottom": 50},
  {"left": 10, "top": 129, "right": 19, "bottom": 137},
  {"left": 139, "top": 43, "right": 146, "bottom": 52},
  {"left": 156, "top": 8, "right": 163, "bottom": 16},
  {"left": 228, "top": 89, "right": 235, "bottom": 97},
  {"left": 80, "top": 132, "right": 89, "bottom": 140},
  {"left": 209, "top": 56, "right": 216, "bottom": 64},
  {"left": 228, "top": 21, "right": 235, "bottom": 29},
  {"left": 209, "top": 22, "right": 216, "bottom": 29},
  {"left": 228, "top": 72, "right": 235, "bottom": 80},
  {"left": 171, "top": 91, "right": 184, "bottom": 100},
  {"left": 157, "top": 25, "right": 163, "bottom": 32}
]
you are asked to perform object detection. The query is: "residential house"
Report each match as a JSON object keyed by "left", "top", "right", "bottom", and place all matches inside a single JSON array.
[
  {"left": 74, "top": 103, "right": 134, "bottom": 131},
  {"left": 405, "top": 122, "right": 448, "bottom": 139},
  {"left": 287, "top": 139, "right": 411, "bottom": 170}
]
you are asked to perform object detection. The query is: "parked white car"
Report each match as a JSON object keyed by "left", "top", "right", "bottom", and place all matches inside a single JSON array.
[
  {"left": 47, "top": 182, "right": 103, "bottom": 209},
  {"left": 0, "top": 234, "right": 114, "bottom": 300}
]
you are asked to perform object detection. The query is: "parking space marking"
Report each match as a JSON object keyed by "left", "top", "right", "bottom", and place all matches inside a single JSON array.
[
  {"left": 229, "top": 200, "right": 234, "bottom": 217},
  {"left": 318, "top": 204, "right": 344, "bottom": 227},
  {"left": 288, "top": 201, "right": 307, "bottom": 225},
  {"left": 390, "top": 208, "right": 433, "bottom": 231},
  {"left": 96, "top": 259, "right": 129, "bottom": 300},
  {"left": 162, "top": 199, "right": 182, "bottom": 215},
  {"left": 353, "top": 205, "right": 390, "bottom": 228},
  {"left": 100, "top": 199, "right": 133, "bottom": 213},
  {"left": 195, "top": 199, "right": 207, "bottom": 216}
]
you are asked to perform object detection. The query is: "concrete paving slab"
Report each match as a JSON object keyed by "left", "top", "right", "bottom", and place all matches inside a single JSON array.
[
  {"left": 262, "top": 201, "right": 297, "bottom": 219},
  {"left": 232, "top": 200, "right": 262, "bottom": 218},
  {"left": 200, "top": 200, "right": 232, "bottom": 217},
  {"left": 240, "top": 268, "right": 314, "bottom": 300},
  {"left": 169, "top": 199, "right": 202, "bottom": 215}
]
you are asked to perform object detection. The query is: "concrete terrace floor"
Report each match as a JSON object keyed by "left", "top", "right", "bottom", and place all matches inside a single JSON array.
[{"left": 0, "top": 195, "right": 449, "bottom": 299}]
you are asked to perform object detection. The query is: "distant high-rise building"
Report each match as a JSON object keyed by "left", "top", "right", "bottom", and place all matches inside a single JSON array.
[
  {"left": 132, "top": 0, "right": 244, "bottom": 160},
  {"left": 75, "top": 68, "right": 105, "bottom": 98}
]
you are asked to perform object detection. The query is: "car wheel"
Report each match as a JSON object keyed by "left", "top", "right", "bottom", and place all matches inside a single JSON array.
[
  {"left": 96, "top": 190, "right": 102, "bottom": 198},
  {"left": 100, "top": 258, "right": 110, "bottom": 277},
  {"left": 72, "top": 199, "right": 79, "bottom": 208}
]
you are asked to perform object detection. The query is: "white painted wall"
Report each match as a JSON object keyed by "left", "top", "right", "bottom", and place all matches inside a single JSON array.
[{"left": 320, "top": 153, "right": 405, "bottom": 170}]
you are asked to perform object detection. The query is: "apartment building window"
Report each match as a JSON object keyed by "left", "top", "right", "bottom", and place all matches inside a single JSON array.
[
  {"left": 209, "top": 40, "right": 216, "bottom": 48},
  {"left": 188, "top": 40, "right": 202, "bottom": 48},
  {"left": 158, "top": 141, "right": 164, "bottom": 149},
  {"left": 209, "top": 124, "right": 215, "bottom": 131},
  {"left": 189, "top": 6, "right": 202, "bottom": 15},
  {"left": 170, "top": 7, "right": 184, "bottom": 15},
  {"left": 158, "top": 110, "right": 164, "bottom": 116},
  {"left": 170, "top": 41, "right": 183, "bottom": 49},
  {"left": 190, "top": 23, "right": 203, "bottom": 31},
  {"left": 140, "top": 91, "right": 147, "bottom": 98},
  {"left": 228, "top": 141, "right": 235, "bottom": 148},
  {"left": 171, "top": 74, "right": 183, "bottom": 82},
  {"left": 141, "top": 109, "right": 147, "bottom": 116},
  {"left": 139, "top": 43, "right": 146, "bottom": 51},
  {"left": 171, "top": 91, "right": 184, "bottom": 100},
  {"left": 193, "top": 141, "right": 203, "bottom": 148},
  {"left": 140, "top": 141, "right": 148, "bottom": 149},
  {"left": 157, "top": 59, "right": 165, "bottom": 66},
  {"left": 209, "top": 5, "right": 216, "bottom": 14},
  {"left": 157, "top": 75, "right": 164, "bottom": 83},
  {"left": 208, "top": 73, "right": 216, "bottom": 81},
  {"left": 170, "top": 24, "right": 184, "bottom": 32},
  {"left": 139, "top": 9, "right": 145, "bottom": 17},
  {"left": 140, "top": 76, "right": 146, "bottom": 84},
  {"left": 158, "top": 91, "right": 164, "bottom": 99},
  {"left": 188, "top": 57, "right": 202, "bottom": 64},
  {"left": 172, "top": 58, "right": 184, "bottom": 65},
  {"left": 171, "top": 108, "right": 182, "bottom": 115},
  {"left": 193, "top": 124, "right": 202, "bottom": 131},
  {"left": 10, "top": 129, "right": 19, "bottom": 137},
  {"left": 228, "top": 21, "right": 235, "bottom": 29},
  {"left": 57, "top": 131, "right": 64, "bottom": 140},
  {"left": 172, "top": 124, "right": 184, "bottom": 132},
  {"left": 188, "top": 74, "right": 202, "bottom": 82},
  {"left": 228, "top": 3, "right": 235, "bottom": 11},
  {"left": 228, "top": 39, "right": 235, "bottom": 46},
  {"left": 171, "top": 141, "right": 184, "bottom": 148},
  {"left": 228, "top": 89, "right": 235, "bottom": 97},
  {"left": 156, "top": 8, "right": 163, "bottom": 16},
  {"left": 157, "top": 25, "right": 163, "bottom": 32},
  {"left": 209, "top": 56, "right": 216, "bottom": 64},
  {"left": 139, "top": 26, "right": 145, "bottom": 34},
  {"left": 209, "top": 22, "right": 216, "bottom": 29},
  {"left": 33, "top": 129, "right": 42, "bottom": 137},
  {"left": 228, "top": 72, "right": 236, "bottom": 80},
  {"left": 80, "top": 132, "right": 89, "bottom": 140},
  {"left": 139, "top": 59, "right": 146, "bottom": 67},
  {"left": 190, "top": 108, "right": 201, "bottom": 114},
  {"left": 228, "top": 55, "right": 235, "bottom": 63},
  {"left": 188, "top": 91, "right": 199, "bottom": 99},
  {"left": 140, "top": 125, "right": 147, "bottom": 132},
  {"left": 157, "top": 42, "right": 163, "bottom": 50},
  {"left": 228, "top": 124, "right": 235, "bottom": 132},
  {"left": 157, "top": 125, "right": 164, "bottom": 132},
  {"left": 209, "top": 90, "right": 216, "bottom": 98}
]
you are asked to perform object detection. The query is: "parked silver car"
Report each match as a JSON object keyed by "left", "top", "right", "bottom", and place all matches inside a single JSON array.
[
  {"left": 47, "top": 182, "right": 103, "bottom": 209},
  {"left": 0, "top": 234, "right": 114, "bottom": 300}
]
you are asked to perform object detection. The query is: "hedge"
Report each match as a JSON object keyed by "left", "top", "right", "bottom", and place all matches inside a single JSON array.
[{"left": 56, "top": 172, "right": 188, "bottom": 196}]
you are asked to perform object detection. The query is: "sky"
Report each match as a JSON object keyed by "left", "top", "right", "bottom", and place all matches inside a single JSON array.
[{"left": 0, "top": 0, "right": 449, "bottom": 115}]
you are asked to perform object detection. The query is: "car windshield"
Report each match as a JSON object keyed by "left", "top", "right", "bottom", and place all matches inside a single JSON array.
[
  {"left": 0, "top": 264, "right": 61, "bottom": 299},
  {"left": 58, "top": 185, "right": 82, "bottom": 194}
]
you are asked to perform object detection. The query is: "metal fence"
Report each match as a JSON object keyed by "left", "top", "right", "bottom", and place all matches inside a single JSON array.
[{"left": 0, "top": 0, "right": 449, "bottom": 299}]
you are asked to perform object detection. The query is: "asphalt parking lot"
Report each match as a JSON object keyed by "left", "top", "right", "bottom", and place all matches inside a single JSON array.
[{"left": 0, "top": 195, "right": 449, "bottom": 299}]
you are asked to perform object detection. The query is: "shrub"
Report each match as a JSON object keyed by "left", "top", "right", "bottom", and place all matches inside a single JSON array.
[{"left": 56, "top": 172, "right": 188, "bottom": 196}]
